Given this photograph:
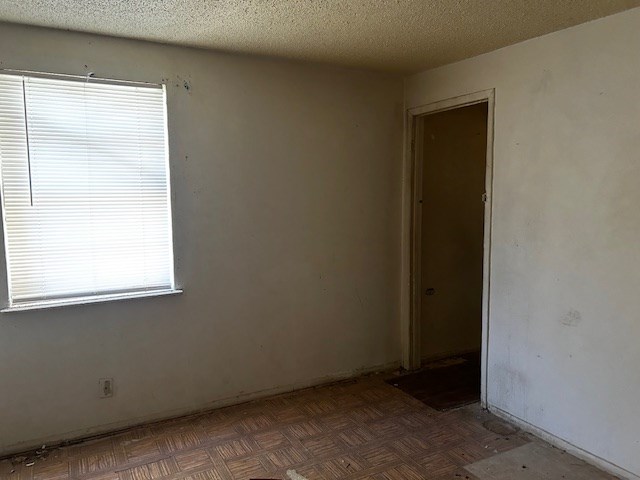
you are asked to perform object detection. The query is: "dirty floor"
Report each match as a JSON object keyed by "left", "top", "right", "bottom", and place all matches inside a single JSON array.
[
  {"left": 387, "top": 353, "right": 481, "bottom": 411},
  {"left": 0, "top": 374, "right": 617, "bottom": 480}
]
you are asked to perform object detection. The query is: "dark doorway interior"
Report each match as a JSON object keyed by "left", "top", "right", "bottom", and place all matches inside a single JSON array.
[{"left": 419, "top": 102, "right": 488, "bottom": 363}]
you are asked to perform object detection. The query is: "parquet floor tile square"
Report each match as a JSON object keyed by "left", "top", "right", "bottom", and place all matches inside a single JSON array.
[
  {"left": 224, "top": 456, "right": 268, "bottom": 479},
  {"left": 264, "top": 446, "right": 308, "bottom": 469},
  {"left": 174, "top": 449, "right": 213, "bottom": 472},
  {"left": 300, "top": 436, "right": 344, "bottom": 459}
]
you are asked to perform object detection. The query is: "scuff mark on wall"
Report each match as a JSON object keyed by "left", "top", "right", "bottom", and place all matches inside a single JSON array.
[
  {"left": 355, "top": 288, "right": 364, "bottom": 311},
  {"left": 561, "top": 309, "right": 581, "bottom": 327}
]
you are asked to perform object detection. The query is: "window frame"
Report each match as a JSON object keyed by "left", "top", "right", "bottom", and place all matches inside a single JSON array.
[{"left": 0, "top": 69, "right": 181, "bottom": 312}]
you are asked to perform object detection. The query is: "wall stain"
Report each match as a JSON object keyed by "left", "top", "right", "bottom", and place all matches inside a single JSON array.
[
  {"left": 532, "top": 68, "right": 552, "bottom": 96},
  {"left": 561, "top": 309, "right": 581, "bottom": 327},
  {"left": 174, "top": 74, "right": 193, "bottom": 94}
]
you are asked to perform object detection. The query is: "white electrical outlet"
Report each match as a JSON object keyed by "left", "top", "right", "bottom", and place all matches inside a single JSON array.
[{"left": 99, "top": 378, "right": 114, "bottom": 398}]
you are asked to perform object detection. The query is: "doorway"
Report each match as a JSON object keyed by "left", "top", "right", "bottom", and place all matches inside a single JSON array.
[
  {"left": 420, "top": 103, "right": 487, "bottom": 364},
  {"left": 400, "top": 90, "right": 494, "bottom": 407}
]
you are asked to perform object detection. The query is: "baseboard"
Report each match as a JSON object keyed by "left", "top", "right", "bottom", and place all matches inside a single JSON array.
[
  {"left": 1, "top": 360, "right": 400, "bottom": 458},
  {"left": 489, "top": 405, "right": 640, "bottom": 480}
]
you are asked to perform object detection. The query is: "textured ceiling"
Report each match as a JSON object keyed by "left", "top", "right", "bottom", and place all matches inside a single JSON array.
[{"left": 1, "top": 0, "right": 639, "bottom": 73}]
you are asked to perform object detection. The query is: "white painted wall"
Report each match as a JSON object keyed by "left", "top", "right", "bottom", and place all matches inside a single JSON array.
[
  {"left": 406, "top": 8, "right": 640, "bottom": 478},
  {"left": 0, "top": 23, "right": 403, "bottom": 455}
]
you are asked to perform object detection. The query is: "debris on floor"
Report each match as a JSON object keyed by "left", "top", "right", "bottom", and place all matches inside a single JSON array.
[
  {"left": 286, "top": 470, "right": 309, "bottom": 480},
  {"left": 8, "top": 444, "right": 51, "bottom": 473}
]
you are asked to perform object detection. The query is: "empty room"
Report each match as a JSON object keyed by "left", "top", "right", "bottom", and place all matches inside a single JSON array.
[{"left": 0, "top": 1, "right": 639, "bottom": 479}]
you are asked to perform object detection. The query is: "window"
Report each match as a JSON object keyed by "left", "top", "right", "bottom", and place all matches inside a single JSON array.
[{"left": 0, "top": 72, "right": 177, "bottom": 310}]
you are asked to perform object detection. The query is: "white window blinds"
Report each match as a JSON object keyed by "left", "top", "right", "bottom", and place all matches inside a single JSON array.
[{"left": 0, "top": 72, "right": 175, "bottom": 307}]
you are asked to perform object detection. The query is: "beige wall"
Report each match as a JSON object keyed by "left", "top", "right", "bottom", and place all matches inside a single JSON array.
[
  {"left": 0, "top": 23, "right": 403, "bottom": 455},
  {"left": 420, "top": 104, "right": 486, "bottom": 360},
  {"left": 406, "top": 7, "right": 640, "bottom": 478}
]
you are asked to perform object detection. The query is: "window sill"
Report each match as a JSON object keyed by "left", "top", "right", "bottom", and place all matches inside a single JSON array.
[{"left": 1, "top": 289, "right": 183, "bottom": 313}]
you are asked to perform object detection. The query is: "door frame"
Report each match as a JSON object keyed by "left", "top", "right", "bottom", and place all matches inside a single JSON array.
[{"left": 400, "top": 89, "right": 495, "bottom": 407}]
